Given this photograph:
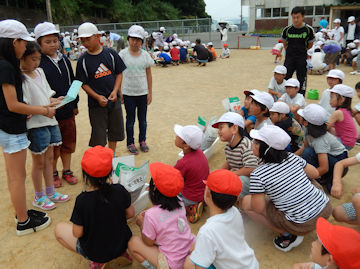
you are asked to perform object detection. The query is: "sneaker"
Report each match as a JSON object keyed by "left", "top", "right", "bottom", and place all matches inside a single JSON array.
[
  {"left": 53, "top": 171, "right": 62, "bottom": 188},
  {"left": 350, "top": 70, "right": 360, "bottom": 75},
  {"left": 33, "top": 195, "right": 56, "bottom": 210},
  {"left": 16, "top": 215, "right": 51, "bottom": 236},
  {"left": 140, "top": 141, "right": 149, "bottom": 152},
  {"left": 89, "top": 261, "right": 105, "bottom": 269},
  {"left": 48, "top": 192, "right": 70, "bottom": 203},
  {"left": 127, "top": 144, "right": 139, "bottom": 155},
  {"left": 273, "top": 234, "right": 304, "bottom": 252},
  {"left": 199, "top": 62, "right": 206, "bottom": 66},
  {"left": 186, "top": 202, "right": 204, "bottom": 224},
  {"left": 62, "top": 170, "right": 78, "bottom": 185},
  {"left": 15, "top": 209, "right": 48, "bottom": 224}
]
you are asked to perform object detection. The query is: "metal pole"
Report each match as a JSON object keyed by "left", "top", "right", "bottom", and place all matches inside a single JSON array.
[
  {"left": 45, "top": 0, "right": 53, "bottom": 22},
  {"left": 240, "top": 0, "right": 242, "bottom": 31}
]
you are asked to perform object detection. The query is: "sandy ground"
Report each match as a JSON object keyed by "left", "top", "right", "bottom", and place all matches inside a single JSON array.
[{"left": 1, "top": 49, "right": 360, "bottom": 269}]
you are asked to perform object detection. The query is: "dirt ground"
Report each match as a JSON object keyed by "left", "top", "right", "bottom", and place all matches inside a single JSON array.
[{"left": 1, "top": 49, "right": 360, "bottom": 269}]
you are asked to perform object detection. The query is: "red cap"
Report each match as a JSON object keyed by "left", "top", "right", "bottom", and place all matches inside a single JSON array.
[
  {"left": 316, "top": 217, "right": 360, "bottom": 269},
  {"left": 150, "top": 163, "right": 184, "bottom": 197},
  {"left": 204, "top": 169, "right": 242, "bottom": 196},
  {"left": 224, "top": 43, "right": 228, "bottom": 47},
  {"left": 278, "top": 39, "right": 283, "bottom": 43},
  {"left": 81, "top": 146, "right": 113, "bottom": 177}
]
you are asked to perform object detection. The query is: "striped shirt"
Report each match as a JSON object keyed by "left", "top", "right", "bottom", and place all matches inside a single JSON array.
[
  {"left": 250, "top": 153, "right": 329, "bottom": 224},
  {"left": 225, "top": 136, "right": 259, "bottom": 171}
]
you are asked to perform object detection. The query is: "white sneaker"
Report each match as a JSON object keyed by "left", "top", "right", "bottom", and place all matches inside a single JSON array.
[{"left": 350, "top": 70, "right": 360, "bottom": 75}]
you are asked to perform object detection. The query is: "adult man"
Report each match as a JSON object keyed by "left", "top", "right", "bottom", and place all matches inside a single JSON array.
[
  {"left": 282, "top": 6, "right": 314, "bottom": 96},
  {"left": 105, "top": 31, "right": 124, "bottom": 52},
  {"left": 345, "top": 16, "right": 360, "bottom": 46},
  {"left": 220, "top": 24, "right": 228, "bottom": 53}
]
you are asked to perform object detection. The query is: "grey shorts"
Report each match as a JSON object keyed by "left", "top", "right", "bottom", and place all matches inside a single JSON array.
[
  {"left": 343, "top": 193, "right": 360, "bottom": 220},
  {"left": 88, "top": 99, "right": 125, "bottom": 147},
  {"left": 239, "top": 176, "right": 250, "bottom": 198}
]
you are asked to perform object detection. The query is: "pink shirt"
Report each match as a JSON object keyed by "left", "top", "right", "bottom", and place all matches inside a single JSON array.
[
  {"left": 174, "top": 149, "right": 209, "bottom": 202},
  {"left": 142, "top": 205, "right": 195, "bottom": 269},
  {"left": 334, "top": 108, "right": 358, "bottom": 148}
]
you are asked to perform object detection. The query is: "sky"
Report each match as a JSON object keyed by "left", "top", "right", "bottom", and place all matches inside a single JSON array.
[{"left": 205, "top": 0, "right": 249, "bottom": 21}]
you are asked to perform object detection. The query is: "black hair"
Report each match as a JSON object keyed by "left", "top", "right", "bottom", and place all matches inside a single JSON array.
[
  {"left": 227, "top": 123, "right": 244, "bottom": 137},
  {"left": 37, "top": 33, "right": 59, "bottom": 46},
  {"left": 0, "top": 38, "right": 24, "bottom": 81},
  {"left": 196, "top": 38, "right": 201, "bottom": 44},
  {"left": 23, "top": 41, "right": 41, "bottom": 58},
  {"left": 291, "top": 6, "right": 305, "bottom": 16},
  {"left": 83, "top": 169, "right": 112, "bottom": 203},
  {"left": 307, "top": 122, "right": 327, "bottom": 138},
  {"left": 355, "top": 81, "right": 360, "bottom": 90},
  {"left": 257, "top": 140, "right": 289, "bottom": 163},
  {"left": 105, "top": 31, "right": 110, "bottom": 35},
  {"left": 210, "top": 190, "right": 237, "bottom": 211},
  {"left": 334, "top": 93, "right": 352, "bottom": 112},
  {"left": 127, "top": 35, "right": 144, "bottom": 44},
  {"left": 314, "top": 48, "right": 321, "bottom": 53},
  {"left": 149, "top": 178, "right": 181, "bottom": 211},
  {"left": 321, "top": 245, "right": 329, "bottom": 255},
  {"left": 251, "top": 98, "right": 270, "bottom": 117}
]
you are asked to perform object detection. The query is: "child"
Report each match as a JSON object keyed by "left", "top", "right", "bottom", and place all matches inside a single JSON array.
[
  {"left": 239, "top": 90, "right": 257, "bottom": 136},
  {"left": 268, "top": 65, "right": 287, "bottom": 100},
  {"left": 298, "top": 104, "right": 348, "bottom": 192},
  {"left": 184, "top": 170, "right": 259, "bottom": 269},
  {"left": 279, "top": 78, "right": 306, "bottom": 120},
  {"left": 327, "top": 84, "right": 357, "bottom": 150},
  {"left": 244, "top": 125, "right": 331, "bottom": 252},
  {"left": 128, "top": 162, "right": 195, "bottom": 269},
  {"left": 269, "top": 102, "right": 304, "bottom": 153},
  {"left": 157, "top": 46, "right": 172, "bottom": 67},
  {"left": 212, "top": 112, "right": 259, "bottom": 201},
  {"left": 310, "top": 47, "right": 326, "bottom": 74},
  {"left": 55, "top": 146, "right": 134, "bottom": 268},
  {"left": 207, "top": 42, "right": 217, "bottom": 59},
  {"left": 35, "top": 21, "right": 79, "bottom": 187},
  {"left": 352, "top": 82, "right": 360, "bottom": 129},
  {"left": 179, "top": 42, "right": 188, "bottom": 63},
  {"left": 271, "top": 39, "right": 284, "bottom": 64},
  {"left": 76, "top": 22, "right": 126, "bottom": 152},
  {"left": 119, "top": 25, "right": 154, "bottom": 155},
  {"left": 318, "top": 69, "right": 344, "bottom": 118},
  {"left": 0, "top": 19, "right": 52, "bottom": 235},
  {"left": 248, "top": 90, "right": 274, "bottom": 130},
  {"left": 293, "top": 218, "right": 360, "bottom": 269},
  {"left": 323, "top": 41, "right": 341, "bottom": 70},
  {"left": 174, "top": 124, "right": 209, "bottom": 223},
  {"left": 21, "top": 42, "right": 70, "bottom": 210},
  {"left": 170, "top": 41, "right": 180, "bottom": 65},
  {"left": 220, "top": 43, "right": 230, "bottom": 59}
]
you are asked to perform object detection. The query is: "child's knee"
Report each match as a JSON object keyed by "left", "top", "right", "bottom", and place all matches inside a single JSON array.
[
  {"left": 332, "top": 205, "right": 346, "bottom": 221},
  {"left": 54, "top": 222, "right": 67, "bottom": 239},
  {"left": 128, "top": 235, "right": 141, "bottom": 251},
  {"left": 352, "top": 195, "right": 360, "bottom": 209},
  {"left": 242, "top": 195, "right": 252, "bottom": 213}
]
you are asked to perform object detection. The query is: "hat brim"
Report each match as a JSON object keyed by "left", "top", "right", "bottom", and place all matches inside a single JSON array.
[
  {"left": 326, "top": 74, "right": 341, "bottom": 79},
  {"left": 35, "top": 29, "right": 59, "bottom": 40},
  {"left": 21, "top": 34, "right": 35, "bottom": 42},
  {"left": 297, "top": 109, "right": 304, "bottom": 118},
  {"left": 249, "top": 129, "right": 263, "bottom": 142},
  {"left": 174, "top": 124, "right": 184, "bottom": 140},
  {"left": 128, "top": 34, "right": 144, "bottom": 40},
  {"left": 285, "top": 83, "right": 299, "bottom": 88}
]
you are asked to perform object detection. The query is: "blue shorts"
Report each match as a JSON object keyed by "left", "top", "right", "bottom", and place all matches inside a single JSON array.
[
  {"left": 76, "top": 240, "right": 89, "bottom": 260},
  {"left": 0, "top": 129, "right": 30, "bottom": 154},
  {"left": 28, "top": 125, "right": 62, "bottom": 154}
]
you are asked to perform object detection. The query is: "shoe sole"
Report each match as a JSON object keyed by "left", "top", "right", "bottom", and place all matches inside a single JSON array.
[
  {"left": 50, "top": 198, "right": 70, "bottom": 203},
  {"left": 14, "top": 212, "right": 49, "bottom": 224},
  {"left": 16, "top": 216, "right": 51, "bottom": 236},
  {"left": 32, "top": 202, "right": 56, "bottom": 211},
  {"left": 273, "top": 235, "right": 304, "bottom": 252}
]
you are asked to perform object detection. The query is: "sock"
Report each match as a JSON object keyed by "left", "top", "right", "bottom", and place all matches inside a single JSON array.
[
  {"left": 46, "top": 186, "right": 55, "bottom": 197},
  {"left": 18, "top": 217, "right": 30, "bottom": 226},
  {"left": 141, "top": 260, "right": 156, "bottom": 269},
  {"left": 282, "top": 232, "right": 291, "bottom": 237},
  {"left": 35, "top": 191, "right": 44, "bottom": 200}
]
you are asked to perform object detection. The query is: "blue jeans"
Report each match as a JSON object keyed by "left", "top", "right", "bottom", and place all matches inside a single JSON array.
[
  {"left": 123, "top": 95, "right": 148, "bottom": 146},
  {"left": 302, "top": 147, "right": 348, "bottom": 192}
]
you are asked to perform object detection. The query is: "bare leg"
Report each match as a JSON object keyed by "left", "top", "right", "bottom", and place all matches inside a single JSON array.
[
  {"left": 54, "top": 222, "right": 77, "bottom": 252},
  {"left": 53, "top": 146, "right": 60, "bottom": 173},
  {"left": 60, "top": 152, "right": 72, "bottom": 171},
  {"left": 353, "top": 195, "right": 360, "bottom": 225},
  {"left": 108, "top": 141, "right": 116, "bottom": 153},
  {"left": 332, "top": 204, "right": 358, "bottom": 225},
  {"left": 31, "top": 153, "right": 45, "bottom": 194},
  {"left": 127, "top": 236, "right": 160, "bottom": 265},
  {"left": 43, "top": 146, "right": 54, "bottom": 188},
  {"left": 183, "top": 256, "right": 195, "bottom": 269},
  {"left": 3, "top": 150, "right": 28, "bottom": 222},
  {"left": 354, "top": 113, "right": 360, "bottom": 126}
]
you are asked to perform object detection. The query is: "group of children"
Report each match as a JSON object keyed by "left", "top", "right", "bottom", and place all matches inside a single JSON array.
[{"left": 1, "top": 17, "right": 360, "bottom": 269}]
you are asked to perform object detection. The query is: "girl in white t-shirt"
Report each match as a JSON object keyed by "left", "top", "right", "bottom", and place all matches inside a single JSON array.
[
  {"left": 271, "top": 39, "right": 284, "bottom": 64},
  {"left": 21, "top": 42, "right": 70, "bottom": 211}
]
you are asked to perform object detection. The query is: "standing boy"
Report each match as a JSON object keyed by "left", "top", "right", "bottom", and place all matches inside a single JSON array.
[
  {"left": 76, "top": 23, "right": 126, "bottom": 152},
  {"left": 282, "top": 6, "right": 315, "bottom": 96}
]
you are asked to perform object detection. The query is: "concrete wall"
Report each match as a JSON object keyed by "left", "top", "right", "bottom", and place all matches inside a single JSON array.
[{"left": 255, "top": 17, "right": 313, "bottom": 31}]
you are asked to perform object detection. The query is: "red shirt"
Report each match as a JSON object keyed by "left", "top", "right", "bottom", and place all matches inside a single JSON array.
[
  {"left": 174, "top": 149, "right": 209, "bottom": 202},
  {"left": 170, "top": 47, "right": 180, "bottom": 61}
]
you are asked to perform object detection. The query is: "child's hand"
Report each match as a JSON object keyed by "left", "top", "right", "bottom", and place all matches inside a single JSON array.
[
  {"left": 26, "top": 115, "right": 32, "bottom": 120},
  {"left": 136, "top": 211, "right": 146, "bottom": 227},
  {"left": 97, "top": 95, "right": 108, "bottom": 107},
  {"left": 108, "top": 91, "right": 117, "bottom": 102},
  {"left": 43, "top": 106, "right": 56, "bottom": 118},
  {"left": 73, "top": 108, "right": 79, "bottom": 116},
  {"left": 331, "top": 182, "right": 343, "bottom": 199},
  {"left": 120, "top": 93, "right": 124, "bottom": 104},
  {"left": 147, "top": 93, "right": 152, "bottom": 105}
]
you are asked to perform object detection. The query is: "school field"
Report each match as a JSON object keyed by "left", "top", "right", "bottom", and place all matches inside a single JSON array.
[{"left": 0, "top": 49, "right": 360, "bottom": 269}]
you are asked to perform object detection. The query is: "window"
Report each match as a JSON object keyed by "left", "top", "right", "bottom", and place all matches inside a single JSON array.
[
  {"left": 281, "top": 7, "right": 289, "bottom": 17},
  {"left": 256, "top": 8, "right": 264, "bottom": 19},
  {"left": 324, "top": 6, "right": 330, "bottom": 15},
  {"left": 315, "top": 6, "right": 324, "bottom": 15},
  {"left": 305, "top": 6, "right": 314, "bottom": 16},
  {"left": 264, "top": 8, "right": 272, "bottom": 17},
  {"left": 273, "top": 8, "right": 280, "bottom": 17}
]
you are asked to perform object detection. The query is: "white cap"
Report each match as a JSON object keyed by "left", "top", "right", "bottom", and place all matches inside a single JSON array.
[
  {"left": 321, "top": 28, "right": 328, "bottom": 33},
  {"left": 191, "top": 43, "right": 195, "bottom": 48},
  {"left": 60, "top": 32, "right": 65, "bottom": 36},
  {"left": 73, "top": 29, "right": 78, "bottom": 33},
  {"left": 74, "top": 48, "right": 78, "bottom": 51},
  {"left": 65, "top": 31, "right": 70, "bottom": 35},
  {"left": 329, "top": 84, "right": 354, "bottom": 98},
  {"left": 273, "top": 65, "right": 287, "bottom": 75},
  {"left": 0, "top": 19, "right": 34, "bottom": 41},
  {"left": 174, "top": 124, "right": 204, "bottom": 150},
  {"left": 171, "top": 41, "right": 177, "bottom": 46},
  {"left": 251, "top": 91, "right": 274, "bottom": 110},
  {"left": 298, "top": 104, "right": 327, "bottom": 126},
  {"left": 315, "top": 40, "right": 324, "bottom": 46},
  {"left": 326, "top": 69, "right": 345, "bottom": 80},
  {"left": 212, "top": 112, "right": 245, "bottom": 129},
  {"left": 173, "top": 33, "right": 178, "bottom": 38},
  {"left": 348, "top": 16, "right": 355, "bottom": 22},
  {"left": 348, "top": 42, "right": 356, "bottom": 49},
  {"left": 153, "top": 46, "right": 159, "bottom": 50},
  {"left": 269, "top": 102, "right": 290, "bottom": 114},
  {"left": 152, "top": 32, "right": 157, "bottom": 38},
  {"left": 160, "top": 26, "right": 166, "bottom": 31},
  {"left": 207, "top": 42, "right": 213, "bottom": 46},
  {"left": 163, "top": 41, "right": 168, "bottom": 46},
  {"left": 144, "top": 31, "right": 149, "bottom": 38},
  {"left": 333, "top": 18, "right": 341, "bottom": 23},
  {"left": 128, "top": 25, "right": 145, "bottom": 40},
  {"left": 179, "top": 41, "right": 184, "bottom": 46},
  {"left": 285, "top": 78, "right": 300, "bottom": 88},
  {"left": 163, "top": 45, "right": 169, "bottom": 50},
  {"left": 78, "top": 22, "right": 98, "bottom": 38},
  {"left": 250, "top": 125, "right": 291, "bottom": 150},
  {"left": 34, "top": 22, "right": 59, "bottom": 40},
  {"left": 354, "top": 39, "right": 360, "bottom": 43}
]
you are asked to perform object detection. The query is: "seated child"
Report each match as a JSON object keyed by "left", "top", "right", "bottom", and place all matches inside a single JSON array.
[
  {"left": 293, "top": 218, "right": 360, "bottom": 269},
  {"left": 174, "top": 124, "right": 209, "bottom": 223},
  {"left": 179, "top": 42, "right": 188, "bottom": 63},
  {"left": 212, "top": 112, "right": 259, "bottom": 202},
  {"left": 327, "top": 84, "right": 357, "bottom": 150},
  {"left": 184, "top": 170, "right": 259, "bottom": 269},
  {"left": 244, "top": 125, "right": 331, "bottom": 252},
  {"left": 248, "top": 90, "right": 274, "bottom": 130},
  {"left": 157, "top": 46, "right": 172, "bottom": 67},
  {"left": 298, "top": 104, "right": 348, "bottom": 192},
  {"left": 128, "top": 163, "right": 195, "bottom": 269},
  {"left": 279, "top": 78, "right": 306, "bottom": 120},
  {"left": 352, "top": 83, "right": 360, "bottom": 140},
  {"left": 54, "top": 146, "right": 134, "bottom": 268},
  {"left": 310, "top": 48, "right": 326, "bottom": 74},
  {"left": 220, "top": 43, "right": 230, "bottom": 59},
  {"left": 268, "top": 65, "right": 287, "bottom": 100},
  {"left": 239, "top": 90, "right": 257, "bottom": 136},
  {"left": 318, "top": 69, "right": 344, "bottom": 118},
  {"left": 170, "top": 41, "right": 180, "bottom": 65},
  {"left": 269, "top": 102, "right": 304, "bottom": 153},
  {"left": 207, "top": 42, "right": 217, "bottom": 59},
  {"left": 271, "top": 39, "right": 284, "bottom": 64}
]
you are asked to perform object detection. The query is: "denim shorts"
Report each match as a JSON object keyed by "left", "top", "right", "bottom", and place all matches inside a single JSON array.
[
  {"left": 28, "top": 125, "right": 62, "bottom": 154},
  {"left": 343, "top": 193, "right": 360, "bottom": 220},
  {"left": 76, "top": 240, "right": 89, "bottom": 260},
  {"left": 0, "top": 129, "right": 30, "bottom": 154}
]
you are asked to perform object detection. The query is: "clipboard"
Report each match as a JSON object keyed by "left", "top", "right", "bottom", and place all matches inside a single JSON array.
[{"left": 55, "top": 80, "right": 83, "bottom": 109}]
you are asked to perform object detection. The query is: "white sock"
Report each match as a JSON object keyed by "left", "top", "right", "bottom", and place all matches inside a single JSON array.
[{"left": 141, "top": 260, "right": 156, "bottom": 269}]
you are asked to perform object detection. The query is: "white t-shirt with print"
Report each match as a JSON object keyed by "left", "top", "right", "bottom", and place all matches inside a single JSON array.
[
  {"left": 347, "top": 23, "right": 356, "bottom": 40},
  {"left": 268, "top": 77, "right": 286, "bottom": 95},
  {"left": 280, "top": 93, "right": 306, "bottom": 108}
]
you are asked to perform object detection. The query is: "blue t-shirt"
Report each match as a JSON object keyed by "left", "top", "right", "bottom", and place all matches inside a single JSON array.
[
  {"left": 158, "top": 53, "right": 172, "bottom": 63},
  {"left": 180, "top": 48, "right": 188, "bottom": 61},
  {"left": 319, "top": 19, "right": 328, "bottom": 30},
  {"left": 241, "top": 106, "right": 256, "bottom": 124}
]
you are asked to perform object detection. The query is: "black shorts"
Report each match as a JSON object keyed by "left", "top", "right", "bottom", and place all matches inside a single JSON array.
[{"left": 88, "top": 99, "right": 125, "bottom": 147}]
